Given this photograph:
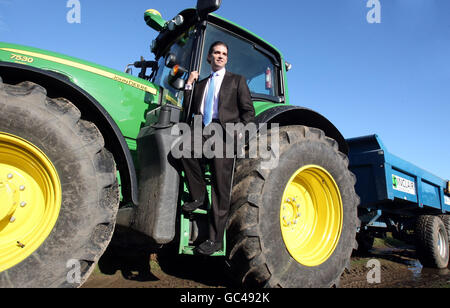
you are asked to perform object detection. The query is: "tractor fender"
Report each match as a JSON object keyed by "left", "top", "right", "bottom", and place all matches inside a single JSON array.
[
  {"left": 255, "top": 105, "right": 349, "bottom": 155},
  {"left": 0, "top": 61, "right": 138, "bottom": 205}
]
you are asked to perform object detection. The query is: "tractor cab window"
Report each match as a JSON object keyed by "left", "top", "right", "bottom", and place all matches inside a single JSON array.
[
  {"left": 200, "top": 23, "right": 282, "bottom": 102},
  {"left": 153, "top": 28, "right": 195, "bottom": 106}
]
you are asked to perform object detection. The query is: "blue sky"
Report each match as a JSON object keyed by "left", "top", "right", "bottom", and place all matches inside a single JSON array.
[{"left": 1, "top": 0, "right": 449, "bottom": 180}]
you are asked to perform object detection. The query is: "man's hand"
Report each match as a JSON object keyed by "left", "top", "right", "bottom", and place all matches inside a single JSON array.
[{"left": 187, "top": 71, "right": 199, "bottom": 86}]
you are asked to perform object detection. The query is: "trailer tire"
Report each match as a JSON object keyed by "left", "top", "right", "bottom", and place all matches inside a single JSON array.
[
  {"left": 415, "top": 215, "right": 449, "bottom": 269},
  {"left": 438, "top": 215, "right": 450, "bottom": 245},
  {"left": 356, "top": 232, "right": 375, "bottom": 254},
  {"left": 0, "top": 79, "right": 119, "bottom": 287},
  {"left": 227, "top": 125, "right": 359, "bottom": 288}
]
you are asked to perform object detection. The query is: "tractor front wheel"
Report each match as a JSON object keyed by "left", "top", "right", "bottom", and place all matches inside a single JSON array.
[
  {"left": 0, "top": 78, "right": 119, "bottom": 287},
  {"left": 227, "top": 125, "right": 359, "bottom": 288}
]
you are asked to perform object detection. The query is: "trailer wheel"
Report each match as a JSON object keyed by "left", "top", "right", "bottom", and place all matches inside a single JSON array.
[
  {"left": 0, "top": 79, "right": 119, "bottom": 287},
  {"left": 356, "top": 232, "right": 375, "bottom": 254},
  {"left": 227, "top": 125, "right": 359, "bottom": 287},
  {"left": 415, "top": 215, "right": 449, "bottom": 269},
  {"left": 438, "top": 215, "right": 450, "bottom": 245}
]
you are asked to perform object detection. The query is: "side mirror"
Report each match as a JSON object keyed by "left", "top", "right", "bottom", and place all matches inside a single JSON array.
[
  {"left": 196, "top": 0, "right": 222, "bottom": 18},
  {"left": 170, "top": 78, "right": 186, "bottom": 91},
  {"left": 168, "top": 65, "right": 188, "bottom": 90}
]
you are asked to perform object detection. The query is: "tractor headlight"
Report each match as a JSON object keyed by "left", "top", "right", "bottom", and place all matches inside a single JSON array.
[
  {"left": 168, "top": 15, "right": 184, "bottom": 31},
  {"left": 174, "top": 15, "right": 184, "bottom": 26}
]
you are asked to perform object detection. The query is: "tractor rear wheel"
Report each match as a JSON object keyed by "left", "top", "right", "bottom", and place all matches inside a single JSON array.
[
  {"left": 227, "top": 125, "right": 359, "bottom": 288},
  {"left": 0, "top": 78, "right": 119, "bottom": 287}
]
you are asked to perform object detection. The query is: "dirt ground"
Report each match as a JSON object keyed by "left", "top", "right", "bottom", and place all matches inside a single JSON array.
[{"left": 82, "top": 227, "right": 450, "bottom": 289}]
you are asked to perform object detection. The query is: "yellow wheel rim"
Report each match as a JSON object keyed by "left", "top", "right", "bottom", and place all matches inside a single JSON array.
[
  {"left": 280, "top": 165, "right": 343, "bottom": 267},
  {"left": 0, "top": 132, "right": 61, "bottom": 272}
]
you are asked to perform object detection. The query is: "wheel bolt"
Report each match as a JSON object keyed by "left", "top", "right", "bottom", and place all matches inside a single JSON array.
[
  {"left": 19, "top": 185, "right": 25, "bottom": 191},
  {"left": 7, "top": 173, "right": 13, "bottom": 179},
  {"left": 20, "top": 201, "right": 27, "bottom": 207},
  {"left": 10, "top": 217, "right": 16, "bottom": 223}
]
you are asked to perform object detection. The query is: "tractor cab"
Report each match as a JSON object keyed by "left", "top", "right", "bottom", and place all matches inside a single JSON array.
[{"left": 143, "top": 1, "right": 289, "bottom": 124}]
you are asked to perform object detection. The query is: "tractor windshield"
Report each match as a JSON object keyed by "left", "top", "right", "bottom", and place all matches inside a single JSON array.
[
  {"left": 152, "top": 27, "right": 196, "bottom": 106},
  {"left": 200, "top": 23, "right": 282, "bottom": 102},
  {"left": 152, "top": 18, "right": 283, "bottom": 105}
]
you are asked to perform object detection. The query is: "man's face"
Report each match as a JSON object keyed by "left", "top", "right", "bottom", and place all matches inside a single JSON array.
[{"left": 208, "top": 44, "right": 228, "bottom": 72}]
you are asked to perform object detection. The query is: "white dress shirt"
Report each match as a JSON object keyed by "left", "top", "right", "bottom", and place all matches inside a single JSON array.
[{"left": 200, "top": 67, "right": 226, "bottom": 120}]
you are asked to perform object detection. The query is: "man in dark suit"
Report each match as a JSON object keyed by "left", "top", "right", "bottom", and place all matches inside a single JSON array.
[{"left": 181, "top": 41, "right": 255, "bottom": 255}]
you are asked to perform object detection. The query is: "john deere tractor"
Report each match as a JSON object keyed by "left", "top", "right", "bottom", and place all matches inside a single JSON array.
[{"left": 0, "top": 0, "right": 359, "bottom": 288}]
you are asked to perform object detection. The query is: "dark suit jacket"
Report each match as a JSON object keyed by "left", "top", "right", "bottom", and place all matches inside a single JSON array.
[{"left": 185, "top": 71, "right": 255, "bottom": 128}]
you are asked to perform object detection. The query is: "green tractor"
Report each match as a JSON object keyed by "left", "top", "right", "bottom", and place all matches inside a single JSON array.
[{"left": 0, "top": 0, "right": 359, "bottom": 288}]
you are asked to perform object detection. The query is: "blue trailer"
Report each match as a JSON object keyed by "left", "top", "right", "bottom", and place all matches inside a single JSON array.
[{"left": 348, "top": 135, "right": 450, "bottom": 268}]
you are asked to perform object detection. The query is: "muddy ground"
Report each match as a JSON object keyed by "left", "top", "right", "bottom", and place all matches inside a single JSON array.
[{"left": 83, "top": 227, "right": 450, "bottom": 289}]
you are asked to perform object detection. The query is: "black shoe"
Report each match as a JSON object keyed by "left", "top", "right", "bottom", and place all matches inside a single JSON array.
[
  {"left": 182, "top": 198, "right": 204, "bottom": 215},
  {"left": 194, "top": 240, "right": 223, "bottom": 256}
]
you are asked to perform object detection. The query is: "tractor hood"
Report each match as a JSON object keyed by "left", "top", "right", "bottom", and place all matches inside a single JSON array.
[
  {"left": 0, "top": 42, "right": 160, "bottom": 144},
  {"left": 0, "top": 42, "right": 158, "bottom": 96}
]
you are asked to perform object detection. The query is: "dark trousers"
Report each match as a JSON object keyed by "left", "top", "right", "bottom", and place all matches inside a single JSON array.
[{"left": 180, "top": 123, "right": 235, "bottom": 243}]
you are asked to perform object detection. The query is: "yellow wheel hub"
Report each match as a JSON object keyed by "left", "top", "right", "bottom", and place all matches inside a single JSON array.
[
  {"left": 0, "top": 132, "right": 61, "bottom": 272},
  {"left": 280, "top": 165, "right": 343, "bottom": 267}
]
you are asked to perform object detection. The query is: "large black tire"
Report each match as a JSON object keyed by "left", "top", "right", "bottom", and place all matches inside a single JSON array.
[
  {"left": 415, "top": 215, "right": 449, "bottom": 269},
  {"left": 227, "top": 125, "right": 359, "bottom": 288},
  {"left": 0, "top": 78, "right": 119, "bottom": 287},
  {"left": 438, "top": 214, "right": 450, "bottom": 245},
  {"left": 355, "top": 231, "right": 375, "bottom": 254}
]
